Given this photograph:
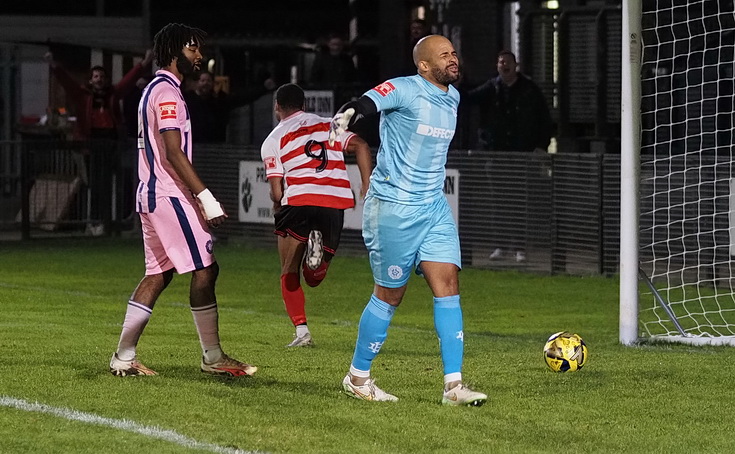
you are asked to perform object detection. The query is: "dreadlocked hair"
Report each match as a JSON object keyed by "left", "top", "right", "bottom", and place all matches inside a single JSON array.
[{"left": 153, "top": 23, "right": 207, "bottom": 67}]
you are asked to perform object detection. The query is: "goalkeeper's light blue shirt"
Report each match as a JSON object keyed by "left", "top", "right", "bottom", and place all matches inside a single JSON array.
[{"left": 363, "top": 74, "right": 459, "bottom": 205}]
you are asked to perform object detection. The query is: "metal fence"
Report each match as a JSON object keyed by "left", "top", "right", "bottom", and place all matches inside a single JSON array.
[
  {"left": 0, "top": 138, "right": 623, "bottom": 276},
  {"left": 0, "top": 138, "right": 137, "bottom": 239},
  {"left": 194, "top": 144, "right": 623, "bottom": 276}
]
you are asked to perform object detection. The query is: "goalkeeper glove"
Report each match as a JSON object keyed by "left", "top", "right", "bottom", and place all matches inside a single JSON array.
[{"left": 328, "top": 107, "right": 355, "bottom": 146}]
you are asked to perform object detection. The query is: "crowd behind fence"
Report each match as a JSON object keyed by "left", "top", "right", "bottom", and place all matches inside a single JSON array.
[{"left": 0, "top": 138, "right": 636, "bottom": 276}]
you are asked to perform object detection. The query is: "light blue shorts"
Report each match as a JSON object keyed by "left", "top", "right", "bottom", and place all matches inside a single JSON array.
[{"left": 362, "top": 195, "right": 461, "bottom": 288}]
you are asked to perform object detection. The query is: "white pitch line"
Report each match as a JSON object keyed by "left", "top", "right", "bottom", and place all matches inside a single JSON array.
[{"left": 0, "top": 396, "right": 262, "bottom": 454}]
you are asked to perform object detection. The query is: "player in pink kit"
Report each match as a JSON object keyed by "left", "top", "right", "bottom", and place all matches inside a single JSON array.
[{"left": 109, "top": 23, "right": 257, "bottom": 377}]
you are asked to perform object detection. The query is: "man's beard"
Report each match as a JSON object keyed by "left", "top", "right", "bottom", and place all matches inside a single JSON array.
[
  {"left": 176, "top": 52, "right": 198, "bottom": 76},
  {"left": 432, "top": 66, "right": 459, "bottom": 86}
]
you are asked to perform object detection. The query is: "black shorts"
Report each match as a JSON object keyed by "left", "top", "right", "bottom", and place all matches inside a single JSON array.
[{"left": 274, "top": 205, "right": 345, "bottom": 257}]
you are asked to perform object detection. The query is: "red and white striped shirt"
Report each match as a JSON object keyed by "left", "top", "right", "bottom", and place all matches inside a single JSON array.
[{"left": 260, "top": 111, "right": 356, "bottom": 209}]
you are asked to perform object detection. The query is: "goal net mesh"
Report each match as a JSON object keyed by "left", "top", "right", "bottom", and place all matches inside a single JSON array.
[{"left": 639, "top": 1, "right": 735, "bottom": 341}]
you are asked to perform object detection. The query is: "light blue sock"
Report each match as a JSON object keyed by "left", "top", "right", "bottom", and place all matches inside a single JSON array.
[
  {"left": 434, "top": 295, "right": 464, "bottom": 376},
  {"left": 350, "top": 294, "right": 396, "bottom": 374}
]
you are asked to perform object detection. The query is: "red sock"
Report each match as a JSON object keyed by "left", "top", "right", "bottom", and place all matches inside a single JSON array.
[
  {"left": 303, "top": 260, "right": 330, "bottom": 287},
  {"left": 281, "top": 273, "right": 306, "bottom": 326}
]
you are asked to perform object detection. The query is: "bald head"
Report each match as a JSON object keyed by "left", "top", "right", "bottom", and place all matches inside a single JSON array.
[
  {"left": 412, "top": 35, "right": 450, "bottom": 67},
  {"left": 412, "top": 35, "right": 459, "bottom": 90}
]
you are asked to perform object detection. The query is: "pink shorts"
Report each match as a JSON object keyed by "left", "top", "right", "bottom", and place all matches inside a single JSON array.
[{"left": 140, "top": 196, "right": 215, "bottom": 275}]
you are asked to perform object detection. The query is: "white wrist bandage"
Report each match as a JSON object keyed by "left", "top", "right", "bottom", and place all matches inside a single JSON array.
[{"left": 196, "top": 188, "right": 224, "bottom": 220}]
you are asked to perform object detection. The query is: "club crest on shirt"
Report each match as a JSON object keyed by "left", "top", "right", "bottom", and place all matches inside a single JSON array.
[
  {"left": 159, "top": 102, "right": 177, "bottom": 120},
  {"left": 264, "top": 156, "right": 277, "bottom": 170},
  {"left": 372, "top": 81, "right": 396, "bottom": 97}
]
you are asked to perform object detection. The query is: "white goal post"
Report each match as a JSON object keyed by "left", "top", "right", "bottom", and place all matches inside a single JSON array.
[
  {"left": 620, "top": 0, "right": 641, "bottom": 345},
  {"left": 621, "top": 0, "right": 735, "bottom": 346}
]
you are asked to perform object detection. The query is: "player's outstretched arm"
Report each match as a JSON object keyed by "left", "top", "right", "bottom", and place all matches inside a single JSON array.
[
  {"left": 328, "top": 96, "right": 378, "bottom": 146},
  {"left": 161, "top": 130, "right": 227, "bottom": 226},
  {"left": 44, "top": 52, "right": 84, "bottom": 98},
  {"left": 115, "top": 49, "right": 153, "bottom": 94},
  {"left": 344, "top": 135, "right": 372, "bottom": 199}
]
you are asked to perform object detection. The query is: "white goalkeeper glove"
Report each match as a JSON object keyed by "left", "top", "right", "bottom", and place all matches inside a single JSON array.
[
  {"left": 328, "top": 107, "right": 355, "bottom": 146},
  {"left": 196, "top": 188, "right": 225, "bottom": 220}
]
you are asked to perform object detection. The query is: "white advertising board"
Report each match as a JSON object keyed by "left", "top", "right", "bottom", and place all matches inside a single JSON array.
[{"left": 238, "top": 161, "right": 459, "bottom": 230}]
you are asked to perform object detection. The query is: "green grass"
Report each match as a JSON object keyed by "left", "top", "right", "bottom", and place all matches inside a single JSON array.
[
  {"left": 1, "top": 238, "right": 735, "bottom": 453},
  {"left": 639, "top": 284, "right": 735, "bottom": 337}
]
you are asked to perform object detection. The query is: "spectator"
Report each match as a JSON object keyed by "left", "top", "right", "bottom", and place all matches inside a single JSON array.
[
  {"left": 468, "top": 50, "right": 552, "bottom": 153},
  {"left": 184, "top": 71, "right": 276, "bottom": 143},
  {"left": 123, "top": 76, "right": 151, "bottom": 138},
  {"left": 310, "top": 33, "right": 358, "bottom": 89},
  {"left": 401, "top": 19, "right": 430, "bottom": 75},
  {"left": 467, "top": 50, "right": 553, "bottom": 263},
  {"left": 45, "top": 50, "right": 153, "bottom": 143},
  {"left": 310, "top": 34, "right": 361, "bottom": 131},
  {"left": 410, "top": 19, "right": 429, "bottom": 46},
  {"left": 44, "top": 49, "right": 153, "bottom": 234}
]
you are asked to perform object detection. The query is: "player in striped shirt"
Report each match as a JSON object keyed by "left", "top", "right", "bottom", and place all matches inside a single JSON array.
[
  {"left": 109, "top": 23, "right": 256, "bottom": 377},
  {"left": 330, "top": 35, "right": 487, "bottom": 406},
  {"left": 260, "top": 83, "right": 372, "bottom": 347}
]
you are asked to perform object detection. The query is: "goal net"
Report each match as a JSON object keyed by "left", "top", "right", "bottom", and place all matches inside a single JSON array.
[{"left": 631, "top": 0, "right": 735, "bottom": 345}]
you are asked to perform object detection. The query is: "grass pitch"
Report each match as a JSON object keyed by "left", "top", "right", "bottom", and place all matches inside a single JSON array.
[{"left": 1, "top": 238, "right": 735, "bottom": 453}]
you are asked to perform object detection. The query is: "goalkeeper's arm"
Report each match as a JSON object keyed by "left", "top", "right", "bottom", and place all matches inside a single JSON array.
[
  {"left": 328, "top": 96, "right": 378, "bottom": 145},
  {"left": 336, "top": 96, "right": 378, "bottom": 127}
]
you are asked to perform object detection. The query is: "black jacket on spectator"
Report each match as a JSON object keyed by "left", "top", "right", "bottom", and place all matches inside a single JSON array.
[
  {"left": 184, "top": 88, "right": 270, "bottom": 143},
  {"left": 310, "top": 52, "right": 358, "bottom": 88},
  {"left": 469, "top": 73, "right": 552, "bottom": 152}
]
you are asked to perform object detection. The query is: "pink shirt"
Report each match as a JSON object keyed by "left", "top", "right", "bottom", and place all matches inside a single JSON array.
[{"left": 136, "top": 70, "right": 193, "bottom": 213}]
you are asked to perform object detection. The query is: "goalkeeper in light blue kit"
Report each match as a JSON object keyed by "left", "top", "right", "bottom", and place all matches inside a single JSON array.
[{"left": 330, "top": 35, "right": 486, "bottom": 406}]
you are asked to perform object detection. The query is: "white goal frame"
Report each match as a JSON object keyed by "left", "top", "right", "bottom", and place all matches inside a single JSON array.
[
  {"left": 620, "top": 0, "right": 641, "bottom": 345},
  {"left": 620, "top": 0, "right": 735, "bottom": 346}
]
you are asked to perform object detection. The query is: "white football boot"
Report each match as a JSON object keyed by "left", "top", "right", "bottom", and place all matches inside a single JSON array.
[
  {"left": 342, "top": 374, "right": 398, "bottom": 402},
  {"left": 305, "top": 230, "right": 324, "bottom": 270},
  {"left": 441, "top": 383, "right": 487, "bottom": 407}
]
